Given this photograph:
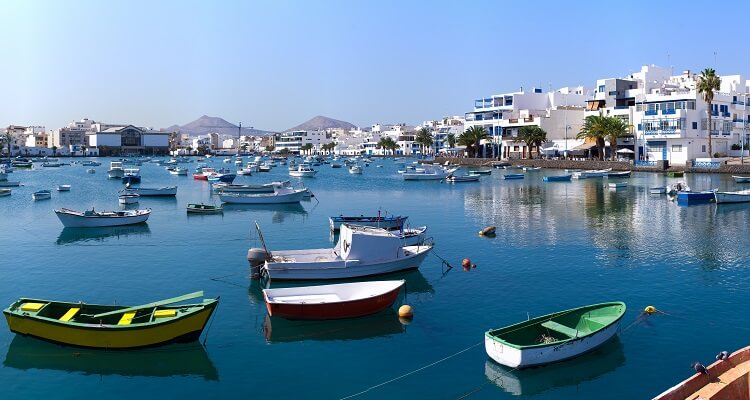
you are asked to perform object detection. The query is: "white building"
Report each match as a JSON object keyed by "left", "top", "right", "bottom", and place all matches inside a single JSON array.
[
  {"left": 274, "top": 130, "right": 332, "bottom": 154},
  {"left": 465, "top": 86, "right": 588, "bottom": 159}
]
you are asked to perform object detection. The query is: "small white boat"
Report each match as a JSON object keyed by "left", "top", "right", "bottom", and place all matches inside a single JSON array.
[
  {"left": 571, "top": 169, "right": 611, "bottom": 179},
  {"left": 259, "top": 163, "right": 272, "bottom": 172},
  {"left": 732, "top": 175, "right": 750, "bottom": 183},
  {"left": 0, "top": 180, "right": 20, "bottom": 187},
  {"left": 107, "top": 162, "right": 124, "bottom": 179},
  {"left": 87, "top": 169, "right": 96, "bottom": 174},
  {"left": 218, "top": 187, "right": 307, "bottom": 204},
  {"left": 122, "top": 168, "right": 141, "bottom": 184},
  {"left": 402, "top": 165, "right": 455, "bottom": 180},
  {"left": 251, "top": 224, "right": 433, "bottom": 281},
  {"left": 289, "top": 165, "right": 317, "bottom": 178},
  {"left": 0, "top": 188, "right": 11, "bottom": 197},
  {"left": 118, "top": 193, "right": 140, "bottom": 204},
  {"left": 649, "top": 187, "right": 667, "bottom": 195},
  {"left": 54, "top": 208, "right": 151, "bottom": 228},
  {"left": 236, "top": 168, "right": 254, "bottom": 176},
  {"left": 608, "top": 182, "right": 627, "bottom": 189},
  {"left": 263, "top": 280, "right": 405, "bottom": 320},
  {"left": 122, "top": 186, "right": 177, "bottom": 196},
  {"left": 32, "top": 190, "right": 51, "bottom": 201},
  {"left": 81, "top": 160, "right": 101, "bottom": 166},
  {"left": 212, "top": 181, "right": 290, "bottom": 193},
  {"left": 57, "top": 185, "right": 71, "bottom": 192},
  {"left": 522, "top": 166, "right": 541, "bottom": 171},
  {"left": 714, "top": 189, "right": 750, "bottom": 204},
  {"left": 349, "top": 165, "right": 363, "bottom": 174},
  {"left": 666, "top": 181, "right": 690, "bottom": 196},
  {"left": 167, "top": 166, "right": 188, "bottom": 175}
]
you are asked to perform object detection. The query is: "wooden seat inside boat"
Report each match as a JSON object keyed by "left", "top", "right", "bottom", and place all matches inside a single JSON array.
[
  {"left": 118, "top": 311, "right": 137, "bottom": 325},
  {"left": 21, "top": 302, "right": 45, "bottom": 312},
  {"left": 154, "top": 309, "right": 176, "bottom": 318},
  {"left": 541, "top": 320, "right": 578, "bottom": 338},
  {"left": 59, "top": 307, "right": 80, "bottom": 322}
]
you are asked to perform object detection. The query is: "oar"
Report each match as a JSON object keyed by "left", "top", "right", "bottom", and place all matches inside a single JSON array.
[{"left": 87, "top": 291, "right": 204, "bottom": 319}]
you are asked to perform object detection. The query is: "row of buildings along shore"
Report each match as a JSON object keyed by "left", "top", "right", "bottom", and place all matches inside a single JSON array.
[{"left": 4, "top": 64, "right": 750, "bottom": 164}]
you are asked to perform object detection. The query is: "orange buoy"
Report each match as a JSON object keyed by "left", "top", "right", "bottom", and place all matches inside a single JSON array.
[
  {"left": 398, "top": 305, "right": 413, "bottom": 318},
  {"left": 462, "top": 259, "right": 471, "bottom": 268}
]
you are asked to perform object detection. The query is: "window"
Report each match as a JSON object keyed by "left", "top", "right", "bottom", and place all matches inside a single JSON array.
[
  {"left": 598, "top": 85, "right": 605, "bottom": 93},
  {"left": 672, "top": 145, "right": 682, "bottom": 152},
  {"left": 692, "top": 122, "right": 698, "bottom": 129},
  {"left": 702, "top": 145, "right": 707, "bottom": 152}
]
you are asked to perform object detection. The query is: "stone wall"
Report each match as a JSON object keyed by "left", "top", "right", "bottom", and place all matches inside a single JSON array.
[{"left": 433, "top": 157, "right": 660, "bottom": 172}]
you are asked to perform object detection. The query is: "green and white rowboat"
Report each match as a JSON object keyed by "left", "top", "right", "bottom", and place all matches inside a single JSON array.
[{"left": 485, "top": 302, "right": 626, "bottom": 368}]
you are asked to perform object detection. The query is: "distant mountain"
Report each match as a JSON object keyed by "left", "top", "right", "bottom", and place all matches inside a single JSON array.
[
  {"left": 284, "top": 116, "right": 356, "bottom": 132},
  {"left": 167, "top": 115, "right": 273, "bottom": 136}
]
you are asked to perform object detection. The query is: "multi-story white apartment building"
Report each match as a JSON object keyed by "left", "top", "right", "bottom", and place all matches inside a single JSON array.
[
  {"left": 422, "top": 116, "right": 465, "bottom": 154},
  {"left": 274, "top": 130, "right": 332, "bottom": 154},
  {"left": 464, "top": 87, "right": 588, "bottom": 159}
]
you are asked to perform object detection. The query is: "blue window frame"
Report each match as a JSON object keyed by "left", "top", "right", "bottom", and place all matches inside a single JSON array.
[{"left": 692, "top": 121, "right": 698, "bottom": 129}]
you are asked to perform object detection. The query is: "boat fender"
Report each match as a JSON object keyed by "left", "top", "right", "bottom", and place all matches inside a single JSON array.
[{"left": 644, "top": 305, "right": 656, "bottom": 315}]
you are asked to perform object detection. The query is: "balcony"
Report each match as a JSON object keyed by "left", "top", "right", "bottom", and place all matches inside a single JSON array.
[
  {"left": 644, "top": 128, "right": 679, "bottom": 136},
  {"left": 645, "top": 110, "right": 658, "bottom": 116}
]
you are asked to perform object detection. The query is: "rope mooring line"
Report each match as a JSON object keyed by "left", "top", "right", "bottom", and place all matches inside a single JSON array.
[{"left": 338, "top": 341, "right": 482, "bottom": 400}]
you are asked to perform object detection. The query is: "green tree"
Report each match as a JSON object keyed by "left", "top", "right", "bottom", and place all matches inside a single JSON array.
[
  {"left": 603, "top": 117, "right": 629, "bottom": 160},
  {"left": 197, "top": 144, "right": 208, "bottom": 155},
  {"left": 169, "top": 131, "right": 179, "bottom": 152},
  {"left": 279, "top": 148, "right": 290, "bottom": 156},
  {"left": 518, "top": 126, "right": 547, "bottom": 159},
  {"left": 446, "top": 133, "right": 456, "bottom": 149},
  {"left": 577, "top": 114, "right": 608, "bottom": 160},
  {"left": 2, "top": 130, "right": 13, "bottom": 162},
  {"left": 80, "top": 145, "right": 87, "bottom": 157},
  {"left": 414, "top": 127, "right": 434, "bottom": 155},
  {"left": 265, "top": 144, "right": 274, "bottom": 153},
  {"left": 697, "top": 68, "right": 722, "bottom": 157},
  {"left": 300, "top": 143, "right": 313, "bottom": 155},
  {"left": 377, "top": 136, "right": 398, "bottom": 156},
  {"left": 51, "top": 145, "right": 58, "bottom": 157},
  {"left": 458, "top": 126, "right": 489, "bottom": 158}
]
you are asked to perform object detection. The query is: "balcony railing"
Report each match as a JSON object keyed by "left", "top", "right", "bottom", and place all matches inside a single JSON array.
[
  {"left": 635, "top": 160, "right": 657, "bottom": 167},
  {"left": 645, "top": 110, "right": 658, "bottom": 116},
  {"left": 644, "top": 128, "right": 678, "bottom": 135}
]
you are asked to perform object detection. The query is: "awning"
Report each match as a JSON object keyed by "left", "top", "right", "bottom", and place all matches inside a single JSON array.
[
  {"left": 573, "top": 142, "right": 597, "bottom": 150},
  {"left": 616, "top": 148, "right": 635, "bottom": 154}
]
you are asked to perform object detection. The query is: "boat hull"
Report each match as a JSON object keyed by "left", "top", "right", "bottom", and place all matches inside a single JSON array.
[
  {"left": 218, "top": 190, "right": 305, "bottom": 204},
  {"left": 714, "top": 191, "right": 750, "bottom": 204},
  {"left": 108, "top": 170, "right": 124, "bottom": 179},
  {"left": 676, "top": 191, "right": 715, "bottom": 204},
  {"left": 732, "top": 175, "right": 750, "bottom": 183},
  {"left": 55, "top": 210, "right": 151, "bottom": 228},
  {"left": 289, "top": 171, "right": 317, "bottom": 177},
  {"left": 543, "top": 175, "right": 572, "bottom": 182},
  {"left": 503, "top": 174, "right": 524, "bottom": 180},
  {"left": 402, "top": 173, "right": 448, "bottom": 180},
  {"left": 124, "top": 187, "right": 177, "bottom": 196},
  {"left": 4, "top": 300, "right": 217, "bottom": 349},
  {"left": 263, "top": 282, "right": 402, "bottom": 320},
  {"left": 263, "top": 245, "right": 432, "bottom": 281},
  {"left": 122, "top": 176, "right": 141, "bottom": 184}
]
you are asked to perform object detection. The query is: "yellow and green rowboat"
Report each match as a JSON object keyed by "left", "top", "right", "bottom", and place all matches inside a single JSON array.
[{"left": 3, "top": 291, "right": 219, "bottom": 349}]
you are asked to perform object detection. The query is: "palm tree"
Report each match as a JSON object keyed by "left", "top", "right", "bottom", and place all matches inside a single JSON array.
[
  {"left": 51, "top": 145, "right": 58, "bottom": 157},
  {"left": 518, "top": 126, "right": 547, "bottom": 159},
  {"left": 577, "top": 114, "right": 608, "bottom": 160},
  {"left": 446, "top": 133, "right": 456, "bottom": 149},
  {"left": 697, "top": 68, "right": 722, "bottom": 157},
  {"left": 377, "top": 137, "right": 397, "bottom": 156},
  {"left": 414, "top": 128, "right": 433, "bottom": 156},
  {"left": 459, "top": 126, "right": 490, "bottom": 158},
  {"left": 265, "top": 144, "right": 274, "bottom": 153},
  {"left": 2, "top": 130, "right": 13, "bottom": 163},
  {"left": 300, "top": 143, "right": 313, "bottom": 155},
  {"left": 603, "top": 117, "right": 629, "bottom": 160}
]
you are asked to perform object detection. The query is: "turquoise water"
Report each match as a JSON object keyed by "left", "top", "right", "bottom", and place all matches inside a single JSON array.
[{"left": 1, "top": 158, "right": 749, "bottom": 399}]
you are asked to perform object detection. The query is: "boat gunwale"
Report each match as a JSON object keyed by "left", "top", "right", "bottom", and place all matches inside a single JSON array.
[
  {"left": 484, "top": 301, "right": 626, "bottom": 350},
  {"left": 4, "top": 297, "right": 219, "bottom": 331},
  {"left": 263, "top": 280, "right": 405, "bottom": 306}
]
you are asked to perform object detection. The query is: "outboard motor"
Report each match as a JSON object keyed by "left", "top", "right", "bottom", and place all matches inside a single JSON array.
[{"left": 247, "top": 247, "right": 271, "bottom": 279}]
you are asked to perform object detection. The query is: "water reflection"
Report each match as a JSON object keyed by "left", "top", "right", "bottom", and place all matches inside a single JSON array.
[
  {"left": 484, "top": 338, "right": 625, "bottom": 396},
  {"left": 222, "top": 203, "right": 308, "bottom": 223},
  {"left": 262, "top": 310, "right": 405, "bottom": 342},
  {"left": 4, "top": 336, "right": 218, "bottom": 380},
  {"left": 55, "top": 225, "right": 151, "bottom": 245}
]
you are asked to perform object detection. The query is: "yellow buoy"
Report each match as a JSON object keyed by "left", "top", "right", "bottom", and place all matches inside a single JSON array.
[
  {"left": 398, "top": 305, "right": 413, "bottom": 318},
  {"left": 644, "top": 305, "right": 656, "bottom": 315},
  {"left": 399, "top": 316, "right": 412, "bottom": 325}
]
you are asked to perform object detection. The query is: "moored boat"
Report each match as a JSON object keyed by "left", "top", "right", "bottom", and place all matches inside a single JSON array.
[
  {"left": 167, "top": 166, "right": 188, "bottom": 175},
  {"left": 446, "top": 174, "right": 480, "bottom": 182},
  {"left": 732, "top": 175, "right": 750, "bottom": 183},
  {"left": 667, "top": 171, "right": 684, "bottom": 178},
  {"left": 54, "top": 208, "right": 151, "bottom": 228},
  {"left": 503, "top": 173, "right": 525, "bottom": 180},
  {"left": 263, "top": 280, "right": 405, "bottom": 320},
  {"left": 608, "top": 182, "right": 627, "bottom": 189},
  {"left": 349, "top": 165, "right": 363, "bottom": 174},
  {"left": 251, "top": 224, "right": 433, "bottom": 280},
  {"left": 118, "top": 193, "right": 140, "bottom": 204},
  {"left": 572, "top": 169, "right": 611, "bottom": 179},
  {"left": 122, "top": 186, "right": 177, "bottom": 196},
  {"left": 402, "top": 165, "right": 454, "bottom": 180},
  {"left": 653, "top": 345, "right": 750, "bottom": 400},
  {"left": 57, "top": 184, "right": 71, "bottom": 191},
  {"left": 714, "top": 189, "right": 750, "bottom": 204},
  {"left": 329, "top": 215, "right": 407, "bottom": 231},
  {"left": 3, "top": 291, "right": 219, "bottom": 349},
  {"left": 218, "top": 187, "right": 307, "bottom": 204},
  {"left": 485, "top": 302, "right": 626, "bottom": 368},
  {"left": 543, "top": 175, "right": 572, "bottom": 182},
  {"left": 32, "top": 190, "right": 52, "bottom": 201},
  {"left": 289, "top": 164, "right": 317, "bottom": 177},
  {"left": 676, "top": 190, "right": 716, "bottom": 205},
  {"left": 468, "top": 168, "right": 492, "bottom": 175},
  {"left": 108, "top": 161, "right": 124, "bottom": 179},
  {"left": 122, "top": 168, "right": 141, "bottom": 184},
  {"left": 650, "top": 187, "right": 667, "bottom": 194},
  {"left": 0, "top": 188, "right": 11, "bottom": 196},
  {"left": 212, "top": 181, "right": 290, "bottom": 193},
  {"left": 186, "top": 203, "right": 224, "bottom": 214},
  {"left": 606, "top": 170, "right": 631, "bottom": 178}
]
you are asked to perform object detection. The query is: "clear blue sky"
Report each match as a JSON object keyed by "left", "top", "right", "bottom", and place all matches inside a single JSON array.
[{"left": 1, "top": 0, "right": 746, "bottom": 132}]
